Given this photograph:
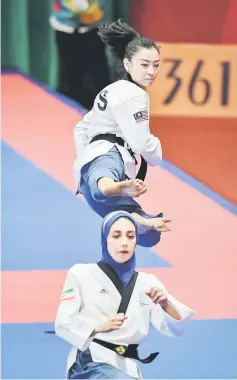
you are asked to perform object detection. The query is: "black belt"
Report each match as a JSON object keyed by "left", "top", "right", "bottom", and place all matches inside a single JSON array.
[
  {"left": 93, "top": 338, "right": 159, "bottom": 364},
  {"left": 90, "top": 134, "right": 147, "bottom": 181}
]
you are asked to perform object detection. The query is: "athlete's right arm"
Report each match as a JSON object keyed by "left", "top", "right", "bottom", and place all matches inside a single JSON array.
[
  {"left": 74, "top": 120, "right": 89, "bottom": 156},
  {"left": 112, "top": 95, "right": 162, "bottom": 166}
]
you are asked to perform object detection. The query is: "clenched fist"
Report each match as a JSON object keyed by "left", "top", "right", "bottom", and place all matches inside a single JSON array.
[{"left": 94, "top": 313, "right": 128, "bottom": 334}]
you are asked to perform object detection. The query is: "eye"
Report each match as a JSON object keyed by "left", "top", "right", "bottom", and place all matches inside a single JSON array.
[
  {"left": 113, "top": 235, "right": 119, "bottom": 239},
  {"left": 128, "top": 234, "right": 135, "bottom": 239},
  {"left": 141, "top": 64, "right": 148, "bottom": 68},
  {"left": 154, "top": 64, "right": 160, "bottom": 68}
]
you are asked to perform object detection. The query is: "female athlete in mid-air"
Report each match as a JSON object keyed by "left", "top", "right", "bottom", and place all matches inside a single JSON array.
[{"left": 73, "top": 19, "right": 171, "bottom": 247}]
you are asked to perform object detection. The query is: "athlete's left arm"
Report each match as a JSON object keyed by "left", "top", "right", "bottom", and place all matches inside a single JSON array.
[
  {"left": 147, "top": 275, "right": 195, "bottom": 337},
  {"left": 113, "top": 94, "right": 162, "bottom": 166}
]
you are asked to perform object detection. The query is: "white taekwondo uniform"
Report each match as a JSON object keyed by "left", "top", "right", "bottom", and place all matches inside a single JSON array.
[
  {"left": 55, "top": 263, "right": 194, "bottom": 379},
  {"left": 73, "top": 79, "right": 162, "bottom": 185}
]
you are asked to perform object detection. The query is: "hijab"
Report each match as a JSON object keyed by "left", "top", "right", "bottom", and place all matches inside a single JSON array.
[{"left": 101, "top": 211, "right": 138, "bottom": 286}]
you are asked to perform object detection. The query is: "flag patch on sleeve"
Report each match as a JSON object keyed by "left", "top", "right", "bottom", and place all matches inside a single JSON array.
[
  {"left": 61, "top": 288, "right": 75, "bottom": 302},
  {"left": 133, "top": 110, "right": 148, "bottom": 123}
]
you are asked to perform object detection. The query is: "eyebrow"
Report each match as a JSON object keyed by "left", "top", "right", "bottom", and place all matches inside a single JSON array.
[
  {"left": 113, "top": 230, "right": 135, "bottom": 233},
  {"left": 140, "top": 59, "right": 160, "bottom": 63}
]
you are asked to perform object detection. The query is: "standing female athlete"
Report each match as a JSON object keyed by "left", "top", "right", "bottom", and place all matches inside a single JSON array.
[
  {"left": 56, "top": 211, "right": 194, "bottom": 379},
  {"left": 73, "top": 19, "right": 171, "bottom": 247}
]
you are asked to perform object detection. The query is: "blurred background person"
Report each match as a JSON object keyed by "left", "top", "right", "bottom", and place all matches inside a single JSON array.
[{"left": 50, "top": 0, "right": 110, "bottom": 109}]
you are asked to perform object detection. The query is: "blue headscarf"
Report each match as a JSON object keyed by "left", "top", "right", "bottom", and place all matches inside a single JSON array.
[{"left": 101, "top": 211, "right": 138, "bottom": 287}]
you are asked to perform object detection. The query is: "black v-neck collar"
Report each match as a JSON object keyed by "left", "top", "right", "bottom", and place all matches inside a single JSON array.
[
  {"left": 97, "top": 261, "right": 138, "bottom": 314},
  {"left": 97, "top": 261, "right": 124, "bottom": 295}
]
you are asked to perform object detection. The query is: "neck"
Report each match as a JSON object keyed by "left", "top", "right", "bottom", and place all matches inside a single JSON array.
[{"left": 127, "top": 73, "right": 144, "bottom": 90}]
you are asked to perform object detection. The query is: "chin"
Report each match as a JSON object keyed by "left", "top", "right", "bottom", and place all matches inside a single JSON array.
[
  {"left": 144, "top": 80, "right": 154, "bottom": 87},
  {"left": 115, "top": 254, "right": 131, "bottom": 263}
]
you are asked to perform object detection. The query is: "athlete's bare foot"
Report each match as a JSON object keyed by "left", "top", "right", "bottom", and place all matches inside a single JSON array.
[
  {"left": 147, "top": 217, "right": 172, "bottom": 232},
  {"left": 98, "top": 178, "right": 147, "bottom": 198},
  {"left": 132, "top": 213, "right": 172, "bottom": 232},
  {"left": 120, "top": 179, "right": 147, "bottom": 197}
]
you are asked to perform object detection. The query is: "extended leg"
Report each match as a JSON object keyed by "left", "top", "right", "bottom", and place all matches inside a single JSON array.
[
  {"left": 97, "top": 177, "right": 147, "bottom": 198},
  {"left": 79, "top": 147, "right": 171, "bottom": 247},
  {"left": 131, "top": 212, "right": 171, "bottom": 233}
]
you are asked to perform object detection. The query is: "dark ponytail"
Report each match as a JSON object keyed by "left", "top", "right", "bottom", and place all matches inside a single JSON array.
[
  {"left": 98, "top": 19, "right": 159, "bottom": 80},
  {"left": 98, "top": 19, "right": 139, "bottom": 60}
]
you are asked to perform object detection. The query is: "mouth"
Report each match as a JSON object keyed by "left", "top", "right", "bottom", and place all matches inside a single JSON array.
[{"left": 119, "top": 250, "right": 129, "bottom": 254}]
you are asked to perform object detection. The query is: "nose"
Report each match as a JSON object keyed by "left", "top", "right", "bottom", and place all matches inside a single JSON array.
[
  {"left": 121, "top": 237, "right": 128, "bottom": 248},
  {"left": 147, "top": 66, "right": 155, "bottom": 76}
]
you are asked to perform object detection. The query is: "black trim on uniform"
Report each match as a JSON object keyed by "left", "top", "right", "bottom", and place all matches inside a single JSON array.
[{"left": 96, "top": 262, "right": 159, "bottom": 364}]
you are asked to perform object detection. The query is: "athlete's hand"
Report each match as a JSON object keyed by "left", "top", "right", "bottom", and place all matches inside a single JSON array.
[
  {"left": 145, "top": 287, "right": 169, "bottom": 307},
  {"left": 94, "top": 313, "right": 128, "bottom": 333}
]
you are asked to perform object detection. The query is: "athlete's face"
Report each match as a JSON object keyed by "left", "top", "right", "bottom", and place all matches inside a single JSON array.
[
  {"left": 123, "top": 47, "right": 160, "bottom": 88},
  {"left": 107, "top": 218, "right": 136, "bottom": 264}
]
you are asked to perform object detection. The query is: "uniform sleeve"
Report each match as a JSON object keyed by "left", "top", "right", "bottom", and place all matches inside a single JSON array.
[
  {"left": 112, "top": 95, "right": 162, "bottom": 166},
  {"left": 148, "top": 275, "right": 195, "bottom": 337},
  {"left": 74, "top": 120, "right": 90, "bottom": 156},
  {"left": 55, "top": 268, "right": 96, "bottom": 351}
]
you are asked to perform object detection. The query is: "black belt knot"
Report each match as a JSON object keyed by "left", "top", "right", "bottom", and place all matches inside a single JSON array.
[{"left": 93, "top": 338, "right": 159, "bottom": 364}]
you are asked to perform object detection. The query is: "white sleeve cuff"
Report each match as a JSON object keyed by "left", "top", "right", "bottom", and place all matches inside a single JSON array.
[
  {"left": 55, "top": 317, "right": 96, "bottom": 351},
  {"left": 163, "top": 297, "right": 195, "bottom": 336}
]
